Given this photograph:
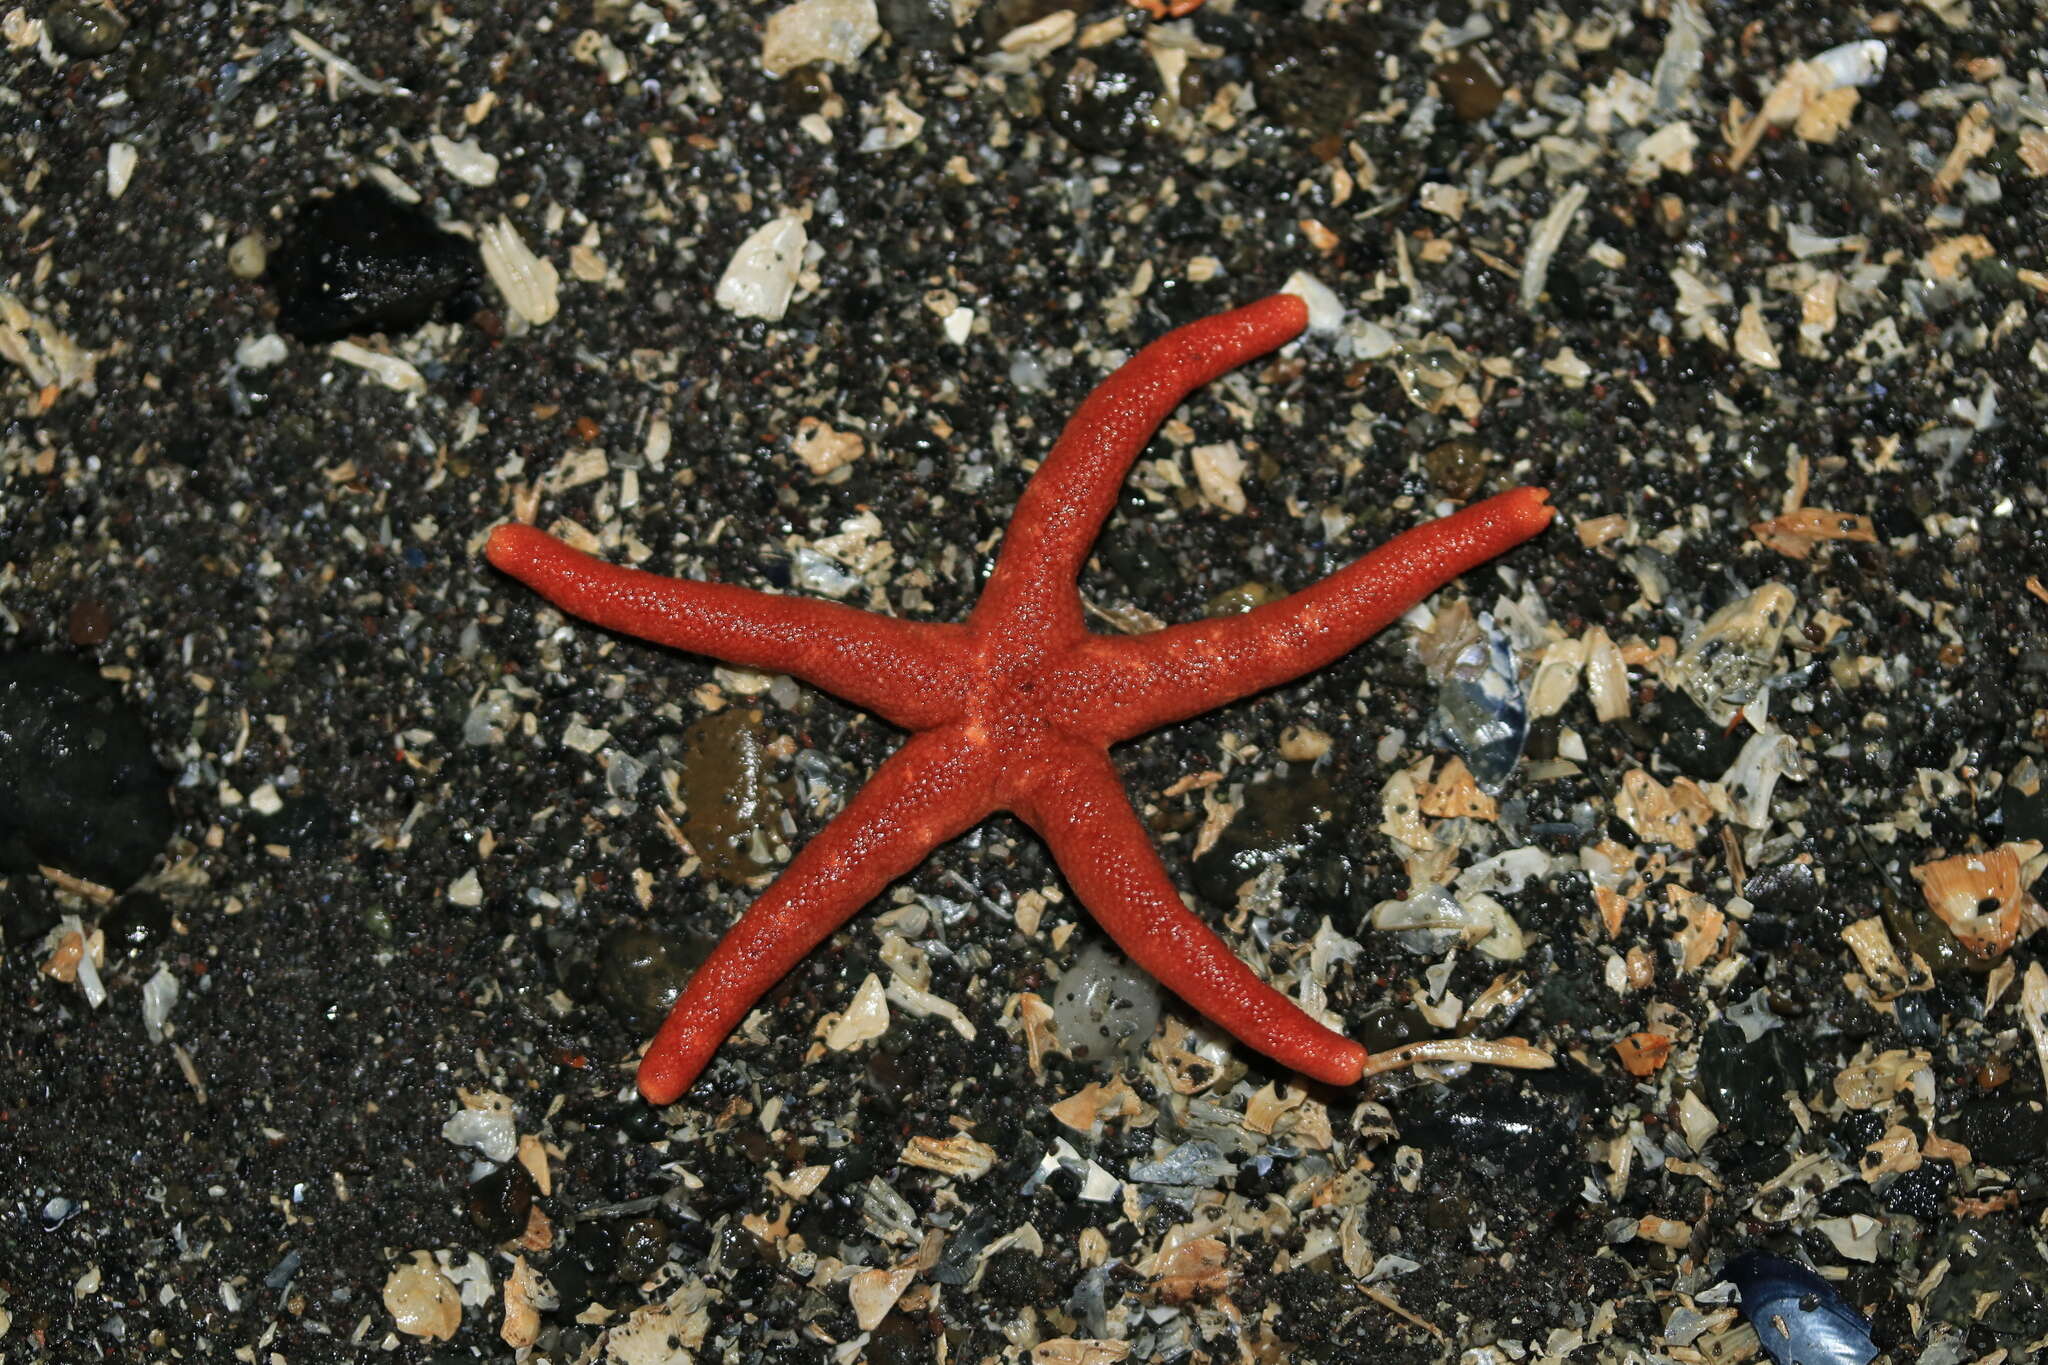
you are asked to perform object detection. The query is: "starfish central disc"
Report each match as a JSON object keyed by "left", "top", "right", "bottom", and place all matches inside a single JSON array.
[{"left": 486, "top": 293, "right": 1555, "bottom": 1105}]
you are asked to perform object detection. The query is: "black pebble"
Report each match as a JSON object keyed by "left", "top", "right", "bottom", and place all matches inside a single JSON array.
[
  {"left": 1697, "top": 1019, "right": 1807, "bottom": 1146},
  {"left": 1647, "top": 687, "right": 1746, "bottom": 780},
  {"left": 1883, "top": 1159, "right": 1953, "bottom": 1220},
  {"left": 1047, "top": 42, "right": 1161, "bottom": 155},
  {"left": 615, "top": 1216, "right": 671, "bottom": 1282},
  {"left": 0, "top": 652, "right": 173, "bottom": 891},
  {"left": 0, "top": 878, "right": 60, "bottom": 949},
  {"left": 595, "top": 926, "right": 702, "bottom": 1032},
  {"left": 1948, "top": 1096, "right": 2048, "bottom": 1168},
  {"left": 100, "top": 890, "right": 173, "bottom": 955},
  {"left": 465, "top": 1162, "right": 534, "bottom": 1243},
  {"left": 266, "top": 186, "right": 483, "bottom": 343}
]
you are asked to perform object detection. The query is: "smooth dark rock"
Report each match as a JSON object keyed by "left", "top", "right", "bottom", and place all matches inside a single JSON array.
[
  {"left": 0, "top": 877, "right": 60, "bottom": 948},
  {"left": 48, "top": 0, "right": 127, "bottom": 56},
  {"left": 267, "top": 186, "right": 482, "bottom": 343},
  {"left": 466, "top": 1161, "right": 534, "bottom": 1243},
  {"left": 1047, "top": 42, "right": 1159, "bottom": 154},
  {"left": 0, "top": 652, "right": 173, "bottom": 890},
  {"left": 1250, "top": 23, "right": 1378, "bottom": 139},
  {"left": 595, "top": 926, "right": 704, "bottom": 1032},
  {"left": 1190, "top": 771, "right": 1336, "bottom": 908},
  {"left": 1649, "top": 687, "right": 1746, "bottom": 780},
  {"left": 1698, "top": 1020, "right": 1807, "bottom": 1146},
  {"left": 100, "top": 889, "right": 173, "bottom": 955}
]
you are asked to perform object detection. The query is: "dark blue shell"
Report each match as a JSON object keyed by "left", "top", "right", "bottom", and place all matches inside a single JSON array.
[{"left": 1726, "top": 1251, "right": 1878, "bottom": 1365}]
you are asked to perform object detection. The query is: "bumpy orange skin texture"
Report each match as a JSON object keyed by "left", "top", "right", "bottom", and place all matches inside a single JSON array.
[{"left": 486, "top": 295, "right": 1555, "bottom": 1104}]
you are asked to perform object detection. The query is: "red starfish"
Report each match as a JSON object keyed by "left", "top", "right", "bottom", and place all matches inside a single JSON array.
[{"left": 487, "top": 294, "right": 1554, "bottom": 1105}]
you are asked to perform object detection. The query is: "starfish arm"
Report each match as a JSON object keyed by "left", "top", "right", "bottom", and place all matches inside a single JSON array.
[
  {"left": 638, "top": 727, "right": 1000, "bottom": 1104},
  {"left": 1014, "top": 745, "right": 1367, "bottom": 1086},
  {"left": 1073, "top": 487, "right": 1554, "bottom": 739},
  {"left": 487, "top": 523, "right": 970, "bottom": 731},
  {"left": 971, "top": 294, "right": 1309, "bottom": 639}
]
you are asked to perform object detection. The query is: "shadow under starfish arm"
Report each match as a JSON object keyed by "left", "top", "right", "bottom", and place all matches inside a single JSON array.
[
  {"left": 1075, "top": 487, "right": 1556, "bottom": 740},
  {"left": 1013, "top": 741, "right": 1369, "bottom": 1086},
  {"left": 485, "top": 523, "right": 971, "bottom": 732},
  {"left": 636, "top": 726, "right": 1000, "bottom": 1105}
]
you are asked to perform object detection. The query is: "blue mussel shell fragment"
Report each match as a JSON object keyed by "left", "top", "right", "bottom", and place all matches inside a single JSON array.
[{"left": 1727, "top": 1251, "right": 1878, "bottom": 1365}]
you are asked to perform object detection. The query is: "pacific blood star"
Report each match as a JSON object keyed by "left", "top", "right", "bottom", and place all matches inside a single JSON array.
[{"left": 487, "top": 293, "right": 1554, "bottom": 1105}]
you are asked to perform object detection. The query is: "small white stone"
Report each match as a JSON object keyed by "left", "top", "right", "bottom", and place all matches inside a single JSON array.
[
  {"left": 234, "top": 333, "right": 287, "bottom": 370},
  {"left": 430, "top": 133, "right": 499, "bottom": 186},
  {"left": 941, "top": 304, "right": 974, "bottom": 345},
  {"left": 715, "top": 214, "right": 808, "bottom": 321},
  {"left": 330, "top": 340, "right": 426, "bottom": 393},
  {"left": 227, "top": 232, "right": 268, "bottom": 279},
  {"left": 562, "top": 718, "right": 610, "bottom": 753},
  {"left": 1191, "top": 441, "right": 1248, "bottom": 515},
  {"left": 446, "top": 870, "right": 483, "bottom": 908},
  {"left": 1281, "top": 272, "right": 1345, "bottom": 333},
  {"left": 441, "top": 1095, "right": 518, "bottom": 1162},
  {"left": 106, "top": 142, "right": 137, "bottom": 199}
]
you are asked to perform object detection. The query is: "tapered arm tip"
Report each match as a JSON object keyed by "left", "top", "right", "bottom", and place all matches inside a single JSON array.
[{"left": 485, "top": 521, "right": 554, "bottom": 574}]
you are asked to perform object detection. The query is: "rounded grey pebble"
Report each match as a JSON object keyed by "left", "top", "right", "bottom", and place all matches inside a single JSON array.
[{"left": 1052, "top": 942, "right": 1165, "bottom": 1063}]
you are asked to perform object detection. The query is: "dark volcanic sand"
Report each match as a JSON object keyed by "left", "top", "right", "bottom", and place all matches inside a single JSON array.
[{"left": 4, "top": 1, "right": 2048, "bottom": 1362}]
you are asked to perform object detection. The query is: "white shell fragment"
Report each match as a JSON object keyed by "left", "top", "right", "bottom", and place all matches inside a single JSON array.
[
  {"left": 500, "top": 1256, "right": 552, "bottom": 1348},
  {"left": 996, "top": 10, "right": 1074, "bottom": 62},
  {"left": 106, "top": 142, "right": 137, "bottom": 199},
  {"left": 791, "top": 417, "right": 865, "bottom": 477},
  {"left": 1191, "top": 442, "right": 1248, "bottom": 515},
  {"left": 1718, "top": 728, "right": 1802, "bottom": 828},
  {"left": 822, "top": 972, "right": 890, "bottom": 1050},
  {"left": 761, "top": 0, "right": 881, "bottom": 77},
  {"left": 606, "top": 1282, "right": 713, "bottom": 1363},
  {"left": 329, "top": 340, "right": 426, "bottom": 393},
  {"left": 481, "top": 217, "right": 560, "bottom": 326},
  {"left": 848, "top": 1266, "right": 916, "bottom": 1332},
  {"left": 1911, "top": 843, "right": 2044, "bottom": 960},
  {"left": 1734, "top": 299, "right": 1782, "bottom": 369},
  {"left": 715, "top": 214, "right": 808, "bottom": 321},
  {"left": 1807, "top": 39, "right": 1888, "bottom": 90},
  {"left": 0, "top": 292, "right": 97, "bottom": 396},
  {"left": 1520, "top": 182, "right": 1588, "bottom": 310},
  {"left": 441, "top": 1091, "right": 519, "bottom": 1163},
  {"left": 2022, "top": 963, "right": 2048, "bottom": 1090},
  {"left": 141, "top": 966, "right": 180, "bottom": 1043},
  {"left": 1673, "top": 583, "right": 1796, "bottom": 726},
  {"left": 1628, "top": 123, "right": 1697, "bottom": 182},
  {"left": 1281, "top": 272, "right": 1345, "bottom": 333},
  {"left": 431, "top": 133, "right": 500, "bottom": 186},
  {"left": 860, "top": 91, "right": 925, "bottom": 153}
]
